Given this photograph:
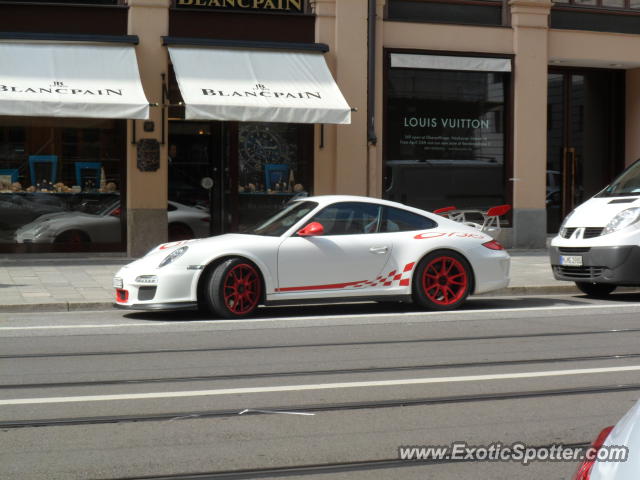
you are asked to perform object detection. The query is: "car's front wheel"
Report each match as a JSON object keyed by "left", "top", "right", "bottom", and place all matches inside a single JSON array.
[
  {"left": 412, "top": 250, "right": 472, "bottom": 310},
  {"left": 203, "top": 258, "right": 262, "bottom": 318},
  {"left": 575, "top": 282, "right": 616, "bottom": 298},
  {"left": 54, "top": 230, "right": 90, "bottom": 243}
]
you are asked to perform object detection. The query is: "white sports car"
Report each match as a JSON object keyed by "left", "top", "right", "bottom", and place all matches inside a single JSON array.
[{"left": 113, "top": 195, "right": 510, "bottom": 317}]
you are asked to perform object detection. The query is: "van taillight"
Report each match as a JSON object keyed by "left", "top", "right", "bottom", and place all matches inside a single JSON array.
[{"left": 572, "top": 425, "right": 614, "bottom": 480}]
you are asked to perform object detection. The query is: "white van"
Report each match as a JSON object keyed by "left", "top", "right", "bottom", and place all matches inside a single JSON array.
[{"left": 550, "top": 160, "right": 640, "bottom": 297}]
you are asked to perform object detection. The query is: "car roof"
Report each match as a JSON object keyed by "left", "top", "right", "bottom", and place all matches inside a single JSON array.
[{"left": 299, "top": 195, "right": 432, "bottom": 216}]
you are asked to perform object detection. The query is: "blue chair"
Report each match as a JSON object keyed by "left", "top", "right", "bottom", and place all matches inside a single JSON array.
[
  {"left": 75, "top": 162, "right": 102, "bottom": 189},
  {"left": 0, "top": 169, "right": 19, "bottom": 183},
  {"left": 29, "top": 155, "right": 58, "bottom": 185},
  {"left": 264, "top": 164, "right": 289, "bottom": 191}
]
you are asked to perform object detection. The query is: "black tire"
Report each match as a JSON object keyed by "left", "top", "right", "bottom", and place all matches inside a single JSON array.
[
  {"left": 412, "top": 250, "right": 472, "bottom": 311},
  {"left": 575, "top": 282, "right": 617, "bottom": 298},
  {"left": 168, "top": 223, "right": 194, "bottom": 241},
  {"left": 54, "top": 230, "right": 90, "bottom": 244},
  {"left": 203, "top": 258, "right": 262, "bottom": 318}
]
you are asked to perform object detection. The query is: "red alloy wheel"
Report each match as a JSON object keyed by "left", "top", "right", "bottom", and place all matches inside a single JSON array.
[
  {"left": 222, "top": 263, "right": 261, "bottom": 315},
  {"left": 421, "top": 255, "right": 468, "bottom": 306}
]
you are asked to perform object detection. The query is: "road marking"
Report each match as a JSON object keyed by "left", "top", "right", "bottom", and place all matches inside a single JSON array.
[
  {"left": 238, "top": 409, "right": 315, "bottom": 416},
  {"left": 2, "top": 303, "right": 640, "bottom": 331},
  {"left": 2, "top": 364, "right": 640, "bottom": 406}
]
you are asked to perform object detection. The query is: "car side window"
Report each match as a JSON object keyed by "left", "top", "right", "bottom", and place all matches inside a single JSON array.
[
  {"left": 381, "top": 206, "right": 437, "bottom": 232},
  {"left": 309, "top": 202, "right": 382, "bottom": 235}
]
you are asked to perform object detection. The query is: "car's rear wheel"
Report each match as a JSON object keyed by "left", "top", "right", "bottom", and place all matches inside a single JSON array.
[
  {"left": 412, "top": 250, "right": 471, "bottom": 310},
  {"left": 54, "top": 230, "right": 90, "bottom": 243},
  {"left": 575, "top": 282, "right": 616, "bottom": 298},
  {"left": 204, "top": 258, "right": 262, "bottom": 318}
]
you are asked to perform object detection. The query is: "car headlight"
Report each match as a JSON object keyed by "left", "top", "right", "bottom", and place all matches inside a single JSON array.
[
  {"left": 158, "top": 246, "right": 188, "bottom": 268},
  {"left": 33, "top": 223, "right": 51, "bottom": 236},
  {"left": 558, "top": 210, "right": 575, "bottom": 236},
  {"left": 559, "top": 210, "right": 575, "bottom": 235},
  {"left": 603, "top": 208, "right": 640, "bottom": 235}
]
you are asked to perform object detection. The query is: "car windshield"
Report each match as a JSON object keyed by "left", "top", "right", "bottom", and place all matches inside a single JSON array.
[
  {"left": 246, "top": 201, "right": 318, "bottom": 236},
  {"left": 598, "top": 160, "right": 640, "bottom": 197},
  {"left": 75, "top": 199, "right": 119, "bottom": 215}
]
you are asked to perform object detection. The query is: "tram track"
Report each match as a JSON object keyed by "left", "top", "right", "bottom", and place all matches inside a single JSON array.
[
  {"left": 3, "top": 352, "right": 640, "bottom": 390},
  {"left": 3, "top": 382, "right": 639, "bottom": 429},
  {"left": 3, "top": 327, "right": 640, "bottom": 359},
  {"left": 105, "top": 442, "right": 593, "bottom": 480}
]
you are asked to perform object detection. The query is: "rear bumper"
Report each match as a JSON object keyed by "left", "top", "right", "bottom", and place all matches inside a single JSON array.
[{"left": 550, "top": 245, "right": 640, "bottom": 285}]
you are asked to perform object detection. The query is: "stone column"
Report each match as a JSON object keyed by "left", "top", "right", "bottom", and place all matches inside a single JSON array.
[
  {"left": 368, "top": 0, "right": 386, "bottom": 198},
  {"left": 126, "top": 0, "right": 170, "bottom": 257},
  {"left": 312, "top": 0, "right": 368, "bottom": 195},
  {"left": 311, "top": 0, "right": 338, "bottom": 194},
  {"left": 510, "top": 0, "right": 551, "bottom": 248},
  {"left": 626, "top": 69, "right": 640, "bottom": 168}
]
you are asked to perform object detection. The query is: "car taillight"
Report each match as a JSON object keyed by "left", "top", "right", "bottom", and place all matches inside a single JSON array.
[
  {"left": 482, "top": 240, "right": 504, "bottom": 250},
  {"left": 200, "top": 217, "right": 209, "bottom": 222},
  {"left": 572, "top": 425, "right": 614, "bottom": 480}
]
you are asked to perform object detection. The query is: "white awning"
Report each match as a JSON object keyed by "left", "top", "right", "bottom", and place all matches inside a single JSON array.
[
  {"left": 391, "top": 53, "right": 512, "bottom": 72},
  {"left": 168, "top": 46, "right": 351, "bottom": 124},
  {"left": 0, "top": 42, "right": 150, "bottom": 119}
]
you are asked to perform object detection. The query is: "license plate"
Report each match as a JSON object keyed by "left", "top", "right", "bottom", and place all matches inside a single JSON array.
[
  {"left": 113, "top": 277, "right": 123, "bottom": 289},
  {"left": 560, "top": 255, "right": 583, "bottom": 267}
]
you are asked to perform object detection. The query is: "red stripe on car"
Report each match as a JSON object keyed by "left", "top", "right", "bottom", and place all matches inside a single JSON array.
[{"left": 275, "top": 280, "right": 367, "bottom": 292}]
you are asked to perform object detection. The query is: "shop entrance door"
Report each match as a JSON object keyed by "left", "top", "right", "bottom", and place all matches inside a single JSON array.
[
  {"left": 546, "top": 70, "right": 623, "bottom": 233},
  {"left": 168, "top": 121, "right": 237, "bottom": 237},
  {"left": 168, "top": 120, "right": 313, "bottom": 238}
]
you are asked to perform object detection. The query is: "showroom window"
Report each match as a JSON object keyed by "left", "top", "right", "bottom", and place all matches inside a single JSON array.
[
  {"left": 554, "top": 0, "right": 640, "bottom": 9},
  {"left": 384, "top": 53, "right": 511, "bottom": 212},
  {"left": 0, "top": 117, "right": 126, "bottom": 252}
]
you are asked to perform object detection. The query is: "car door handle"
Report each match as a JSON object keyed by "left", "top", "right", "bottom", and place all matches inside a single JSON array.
[{"left": 369, "top": 246, "right": 388, "bottom": 254}]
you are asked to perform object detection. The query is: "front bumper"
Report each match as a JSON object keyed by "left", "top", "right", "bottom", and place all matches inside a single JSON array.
[
  {"left": 14, "top": 232, "right": 54, "bottom": 243},
  {"left": 550, "top": 245, "right": 640, "bottom": 285},
  {"left": 113, "top": 301, "right": 197, "bottom": 311},
  {"left": 113, "top": 262, "right": 201, "bottom": 309}
]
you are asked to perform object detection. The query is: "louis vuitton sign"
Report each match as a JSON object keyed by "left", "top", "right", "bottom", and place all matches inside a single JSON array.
[{"left": 175, "top": 0, "right": 304, "bottom": 12}]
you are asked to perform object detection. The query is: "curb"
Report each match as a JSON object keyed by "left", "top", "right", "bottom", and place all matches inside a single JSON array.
[
  {"left": 0, "top": 301, "right": 114, "bottom": 314},
  {"left": 0, "top": 285, "right": 585, "bottom": 314},
  {"left": 476, "top": 285, "right": 579, "bottom": 296}
]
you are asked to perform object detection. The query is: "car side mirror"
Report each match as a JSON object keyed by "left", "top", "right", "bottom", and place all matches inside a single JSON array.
[{"left": 297, "top": 221, "right": 324, "bottom": 237}]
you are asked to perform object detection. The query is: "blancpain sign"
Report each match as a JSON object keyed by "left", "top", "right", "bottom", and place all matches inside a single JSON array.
[
  {"left": 0, "top": 43, "right": 150, "bottom": 119},
  {"left": 169, "top": 47, "right": 351, "bottom": 124},
  {"left": 0, "top": 81, "right": 124, "bottom": 97},
  {"left": 201, "top": 83, "right": 321, "bottom": 100}
]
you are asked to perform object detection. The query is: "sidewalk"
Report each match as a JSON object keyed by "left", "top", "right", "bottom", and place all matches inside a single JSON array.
[{"left": 0, "top": 250, "right": 575, "bottom": 313}]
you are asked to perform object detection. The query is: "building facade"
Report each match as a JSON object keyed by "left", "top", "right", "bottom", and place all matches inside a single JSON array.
[{"left": 1, "top": 0, "right": 640, "bottom": 255}]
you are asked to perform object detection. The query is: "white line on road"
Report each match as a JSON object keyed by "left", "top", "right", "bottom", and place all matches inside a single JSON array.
[
  {"left": 2, "top": 303, "right": 640, "bottom": 331},
  {"left": 2, "top": 364, "right": 640, "bottom": 406}
]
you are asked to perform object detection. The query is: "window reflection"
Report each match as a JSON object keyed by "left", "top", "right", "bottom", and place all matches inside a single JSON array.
[
  {"left": 384, "top": 62, "right": 509, "bottom": 212},
  {"left": 0, "top": 117, "right": 125, "bottom": 252}
]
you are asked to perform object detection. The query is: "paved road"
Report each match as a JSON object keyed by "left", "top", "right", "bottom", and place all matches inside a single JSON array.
[{"left": 2, "top": 294, "right": 640, "bottom": 479}]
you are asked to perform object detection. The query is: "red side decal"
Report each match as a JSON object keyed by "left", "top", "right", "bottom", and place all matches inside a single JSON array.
[{"left": 276, "top": 261, "right": 417, "bottom": 292}]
